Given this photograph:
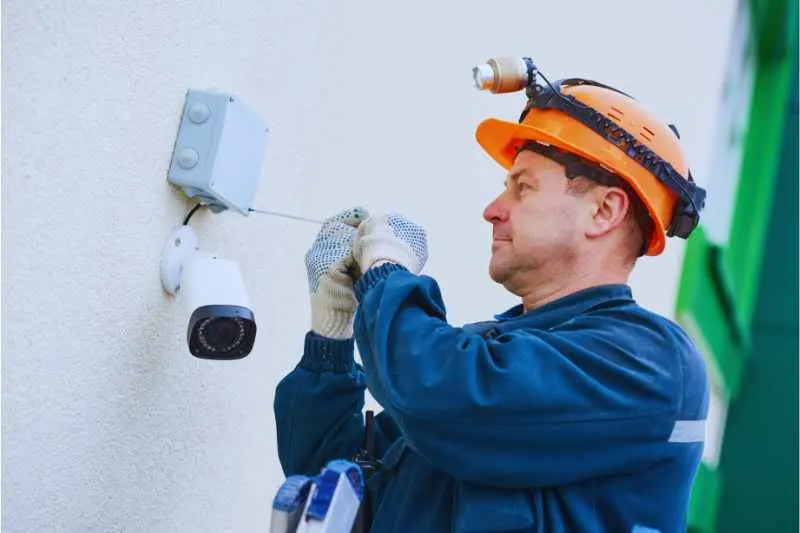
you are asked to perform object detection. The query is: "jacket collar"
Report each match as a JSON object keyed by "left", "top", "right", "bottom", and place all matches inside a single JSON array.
[{"left": 493, "top": 284, "right": 634, "bottom": 330}]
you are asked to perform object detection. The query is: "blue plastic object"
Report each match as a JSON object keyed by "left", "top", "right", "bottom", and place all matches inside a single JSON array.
[
  {"left": 272, "top": 475, "right": 314, "bottom": 512},
  {"left": 306, "top": 460, "right": 364, "bottom": 521}
]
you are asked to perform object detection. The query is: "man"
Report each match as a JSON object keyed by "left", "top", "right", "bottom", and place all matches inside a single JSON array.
[{"left": 275, "top": 77, "right": 709, "bottom": 532}]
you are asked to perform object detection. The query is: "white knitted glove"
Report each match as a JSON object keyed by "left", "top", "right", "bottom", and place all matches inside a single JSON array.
[
  {"left": 353, "top": 213, "right": 429, "bottom": 274},
  {"left": 305, "top": 207, "right": 368, "bottom": 339}
]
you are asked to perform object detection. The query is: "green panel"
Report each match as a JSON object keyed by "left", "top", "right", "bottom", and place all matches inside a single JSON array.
[
  {"left": 679, "top": 2, "right": 797, "bottom": 529},
  {"left": 749, "top": 76, "right": 799, "bottom": 331},
  {"left": 749, "top": 0, "right": 798, "bottom": 59},
  {"left": 676, "top": 228, "right": 744, "bottom": 399},
  {"left": 715, "top": 333, "right": 799, "bottom": 532},
  {"left": 715, "top": 60, "right": 798, "bottom": 533},
  {"left": 725, "top": 0, "right": 798, "bottom": 330},
  {"left": 687, "top": 463, "right": 722, "bottom": 532}
]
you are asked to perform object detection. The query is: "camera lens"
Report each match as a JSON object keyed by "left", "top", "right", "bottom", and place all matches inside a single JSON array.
[
  {"left": 199, "top": 316, "right": 244, "bottom": 352},
  {"left": 188, "top": 305, "right": 257, "bottom": 360}
]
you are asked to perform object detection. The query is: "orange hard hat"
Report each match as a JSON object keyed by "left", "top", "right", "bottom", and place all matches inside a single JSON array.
[{"left": 476, "top": 78, "right": 705, "bottom": 256}]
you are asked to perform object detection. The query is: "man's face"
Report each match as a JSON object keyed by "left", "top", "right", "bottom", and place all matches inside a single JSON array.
[{"left": 483, "top": 149, "right": 589, "bottom": 291}]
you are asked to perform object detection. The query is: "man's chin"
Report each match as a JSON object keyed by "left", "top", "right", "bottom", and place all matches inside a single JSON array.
[{"left": 488, "top": 260, "right": 509, "bottom": 285}]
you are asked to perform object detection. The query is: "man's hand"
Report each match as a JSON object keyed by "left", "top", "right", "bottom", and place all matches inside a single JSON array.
[
  {"left": 305, "top": 207, "right": 368, "bottom": 339},
  {"left": 353, "top": 213, "right": 429, "bottom": 274}
]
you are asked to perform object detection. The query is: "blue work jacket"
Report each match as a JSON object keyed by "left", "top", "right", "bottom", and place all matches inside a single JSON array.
[{"left": 275, "top": 263, "right": 708, "bottom": 532}]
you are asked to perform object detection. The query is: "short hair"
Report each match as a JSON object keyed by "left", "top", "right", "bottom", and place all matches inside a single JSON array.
[{"left": 567, "top": 175, "right": 653, "bottom": 261}]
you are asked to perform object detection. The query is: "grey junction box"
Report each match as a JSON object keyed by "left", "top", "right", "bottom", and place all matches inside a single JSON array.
[{"left": 167, "top": 90, "right": 268, "bottom": 215}]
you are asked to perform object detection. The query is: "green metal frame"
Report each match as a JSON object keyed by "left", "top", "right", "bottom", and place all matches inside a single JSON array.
[{"left": 677, "top": 0, "right": 798, "bottom": 530}]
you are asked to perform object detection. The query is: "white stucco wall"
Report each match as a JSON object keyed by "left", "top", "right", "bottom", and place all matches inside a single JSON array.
[{"left": 2, "top": 2, "right": 736, "bottom": 531}]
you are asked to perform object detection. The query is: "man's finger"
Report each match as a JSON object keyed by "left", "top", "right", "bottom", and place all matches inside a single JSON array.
[
  {"left": 323, "top": 207, "right": 369, "bottom": 228},
  {"left": 314, "top": 220, "right": 356, "bottom": 246}
]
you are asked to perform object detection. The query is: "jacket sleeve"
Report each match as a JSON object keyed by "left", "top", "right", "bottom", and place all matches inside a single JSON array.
[
  {"left": 353, "top": 264, "right": 696, "bottom": 489},
  {"left": 274, "top": 331, "right": 402, "bottom": 477}
]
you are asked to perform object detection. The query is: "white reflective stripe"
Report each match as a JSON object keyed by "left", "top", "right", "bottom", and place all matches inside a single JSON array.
[
  {"left": 669, "top": 420, "right": 706, "bottom": 443},
  {"left": 632, "top": 526, "right": 661, "bottom": 533}
]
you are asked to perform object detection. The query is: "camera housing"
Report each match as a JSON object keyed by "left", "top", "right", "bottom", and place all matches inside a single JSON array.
[{"left": 161, "top": 226, "right": 257, "bottom": 360}]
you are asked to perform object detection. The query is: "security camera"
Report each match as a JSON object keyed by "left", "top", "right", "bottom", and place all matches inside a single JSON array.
[{"left": 160, "top": 226, "right": 257, "bottom": 360}]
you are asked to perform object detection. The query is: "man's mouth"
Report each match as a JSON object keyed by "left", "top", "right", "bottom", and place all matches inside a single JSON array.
[{"left": 492, "top": 237, "right": 511, "bottom": 251}]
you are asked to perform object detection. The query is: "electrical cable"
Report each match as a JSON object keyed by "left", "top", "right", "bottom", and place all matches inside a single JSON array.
[
  {"left": 183, "top": 203, "right": 205, "bottom": 225},
  {"left": 248, "top": 208, "right": 323, "bottom": 225},
  {"left": 182, "top": 203, "right": 323, "bottom": 226}
]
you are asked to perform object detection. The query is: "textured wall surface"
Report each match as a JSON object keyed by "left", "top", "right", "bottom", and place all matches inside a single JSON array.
[{"left": 2, "top": 1, "right": 735, "bottom": 531}]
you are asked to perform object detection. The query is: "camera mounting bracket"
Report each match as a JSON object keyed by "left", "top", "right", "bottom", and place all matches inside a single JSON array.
[{"left": 160, "top": 225, "right": 199, "bottom": 295}]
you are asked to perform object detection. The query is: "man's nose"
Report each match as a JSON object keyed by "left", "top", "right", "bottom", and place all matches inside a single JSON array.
[{"left": 483, "top": 193, "right": 509, "bottom": 224}]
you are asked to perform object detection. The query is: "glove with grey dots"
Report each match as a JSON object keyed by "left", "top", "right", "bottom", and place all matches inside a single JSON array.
[
  {"left": 305, "top": 207, "right": 368, "bottom": 339},
  {"left": 353, "top": 213, "right": 429, "bottom": 274}
]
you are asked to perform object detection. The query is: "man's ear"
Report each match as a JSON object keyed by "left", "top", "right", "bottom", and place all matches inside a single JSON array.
[{"left": 585, "top": 187, "right": 629, "bottom": 238}]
